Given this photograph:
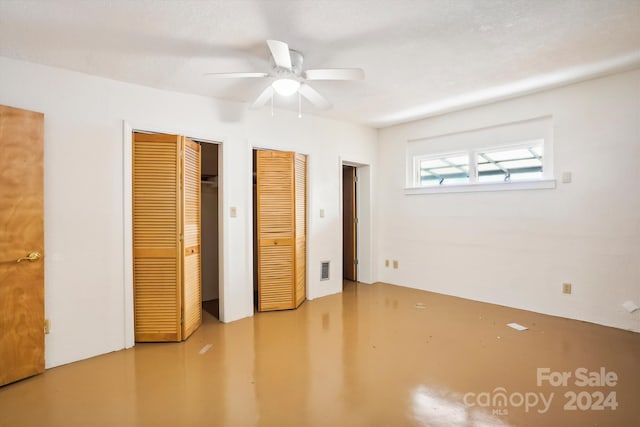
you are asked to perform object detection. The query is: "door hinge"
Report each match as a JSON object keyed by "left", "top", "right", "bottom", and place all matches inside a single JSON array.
[
  {"left": 44, "top": 319, "right": 50, "bottom": 335},
  {"left": 354, "top": 259, "right": 359, "bottom": 265},
  {"left": 180, "top": 234, "right": 183, "bottom": 242},
  {"left": 354, "top": 217, "right": 358, "bottom": 224},
  {"left": 354, "top": 175, "right": 358, "bottom": 183}
]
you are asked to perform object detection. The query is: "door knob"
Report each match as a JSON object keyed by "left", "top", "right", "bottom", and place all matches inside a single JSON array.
[{"left": 17, "top": 252, "right": 41, "bottom": 263}]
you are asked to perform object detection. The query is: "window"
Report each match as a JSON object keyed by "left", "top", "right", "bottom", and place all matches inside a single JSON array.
[
  {"left": 476, "top": 143, "right": 543, "bottom": 183},
  {"left": 417, "top": 152, "right": 470, "bottom": 186},
  {"left": 405, "top": 117, "right": 554, "bottom": 194},
  {"left": 412, "top": 140, "right": 550, "bottom": 191}
]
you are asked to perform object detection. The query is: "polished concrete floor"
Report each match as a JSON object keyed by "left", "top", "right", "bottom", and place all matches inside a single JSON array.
[{"left": 1, "top": 282, "right": 638, "bottom": 427}]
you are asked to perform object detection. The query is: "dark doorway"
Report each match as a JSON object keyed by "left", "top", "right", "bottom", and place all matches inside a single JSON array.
[{"left": 342, "top": 165, "right": 357, "bottom": 282}]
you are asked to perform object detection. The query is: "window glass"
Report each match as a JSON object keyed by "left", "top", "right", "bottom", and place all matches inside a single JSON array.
[
  {"left": 414, "top": 140, "right": 544, "bottom": 187},
  {"left": 477, "top": 143, "right": 543, "bottom": 183},
  {"left": 418, "top": 153, "right": 469, "bottom": 186}
]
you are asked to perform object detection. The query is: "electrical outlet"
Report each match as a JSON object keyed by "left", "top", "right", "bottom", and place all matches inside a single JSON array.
[
  {"left": 563, "top": 283, "right": 572, "bottom": 294},
  {"left": 393, "top": 260, "right": 398, "bottom": 269},
  {"left": 385, "top": 259, "right": 389, "bottom": 267}
]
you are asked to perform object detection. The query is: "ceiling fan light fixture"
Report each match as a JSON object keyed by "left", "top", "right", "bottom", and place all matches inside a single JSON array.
[{"left": 272, "top": 78, "right": 300, "bottom": 96}]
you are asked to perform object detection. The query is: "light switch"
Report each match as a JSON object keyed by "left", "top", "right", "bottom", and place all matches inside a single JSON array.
[
  {"left": 562, "top": 171, "right": 572, "bottom": 184},
  {"left": 320, "top": 209, "right": 325, "bottom": 218},
  {"left": 230, "top": 207, "right": 237, "bottom": 218}
]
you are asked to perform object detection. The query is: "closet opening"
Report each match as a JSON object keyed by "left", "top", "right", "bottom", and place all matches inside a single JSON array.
[{"left": 201, "top": 142, "right": 220, "bottom": 320}]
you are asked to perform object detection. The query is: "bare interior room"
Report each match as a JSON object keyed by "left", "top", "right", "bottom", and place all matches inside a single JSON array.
[{"left": 1, "top": 1, "right": 639, "bottom": 426}]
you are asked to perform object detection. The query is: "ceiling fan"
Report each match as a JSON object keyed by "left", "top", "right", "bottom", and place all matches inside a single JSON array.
[{"left": 205, "top": 40, "right": 364, "bottom": 111}]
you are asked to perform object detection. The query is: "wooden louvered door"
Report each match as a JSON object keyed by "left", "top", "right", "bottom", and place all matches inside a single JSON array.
[
  {"left": 256, "top": 151, "right": 294, "bottom": 311},
  {"left": 181, "top": 137, "right": 202, "bottom": 339},
  {"left": 256, "top": 150, "right": 306, "bottom": 312},
  {"left": 294, "top": 153, "right": 306, "bottom": 307},
  {"left": 133, "top": 133, "right": 202, "bottom": 342},
  {"left": 133, "top": 132, "right": 182, "bottom": 341}
]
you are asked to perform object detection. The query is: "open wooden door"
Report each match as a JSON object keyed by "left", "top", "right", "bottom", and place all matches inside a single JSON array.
[
  {"left": 343, "top": 166, "right": 357, "bottom": 281},
  {"left": 0, "top": 105, "right": 45, "bottom": 386},
  {"left": 181, "top": 137, "right": 202, "bottom": 339},
  {"left": 256, "top": 150, "right": 306, "bottom": 311},
  {"left": 132, "top": 132, "right": 202, "bottom": 342},
  {"left": 133, "top": 133, "right": 182, "bottom": 341}
]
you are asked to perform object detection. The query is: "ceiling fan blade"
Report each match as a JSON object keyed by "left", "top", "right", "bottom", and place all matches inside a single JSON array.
[
  {"left": 299, "top": 83, "right": 331, "bottom": 110},
  {"left": 266, "top": 39, "right": 292, "bottom": 70},
  {"left": 204, "top": 72, "right": 269, "bottom": 78},
  {"left": 250, "top": 86, "right": 275, "bottom": 110},
  {"left": 304, "top": 68, "right": 365, "bottom": 80}
]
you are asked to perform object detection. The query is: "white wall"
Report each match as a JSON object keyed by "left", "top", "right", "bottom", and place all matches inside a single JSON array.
[
  {"left": 377, "top": 68, "right": 640, "bottom": 332},
  {"left": 0, "top": 56, "right": 377, "bottom": 368}
]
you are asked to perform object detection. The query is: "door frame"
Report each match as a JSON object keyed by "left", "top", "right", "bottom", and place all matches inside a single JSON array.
[
  {"left": 123, "top": 120, "right": 224, "bottom": 348},
  {"left": 340, "top": 159, "right": 373, "bottom": 285}
]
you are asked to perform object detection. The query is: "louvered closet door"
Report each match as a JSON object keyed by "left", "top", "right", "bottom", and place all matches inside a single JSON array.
[
  {"left": 294, "top": 153, "right": 307, "bottom": 307},
  {"left": 181, "top": 137, "right": 202, "bottom": 339},
  {"left": 133, "top": 132, "right": 182, "bottom": 342},
  {"left": 256, "top": 151, "right": 295, "bottom": 311}
]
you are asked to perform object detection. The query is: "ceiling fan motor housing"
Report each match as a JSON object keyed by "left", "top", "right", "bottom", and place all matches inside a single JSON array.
[{"left": 272, "top": 49, "right": 304, "bottom": 77}]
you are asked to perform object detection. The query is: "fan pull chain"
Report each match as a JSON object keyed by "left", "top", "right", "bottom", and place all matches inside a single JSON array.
[{"left": 298, "top": 92, "right": 302, "bottom": 118}]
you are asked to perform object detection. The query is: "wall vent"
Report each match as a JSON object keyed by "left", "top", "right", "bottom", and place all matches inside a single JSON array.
[{"left": 320, "top": 261, "right": 330, "bottom": 281}]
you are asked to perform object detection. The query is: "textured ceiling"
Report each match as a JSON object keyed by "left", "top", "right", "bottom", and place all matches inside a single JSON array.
[{"left": 1, "top": 0, "right": 639, "bottom": 127}]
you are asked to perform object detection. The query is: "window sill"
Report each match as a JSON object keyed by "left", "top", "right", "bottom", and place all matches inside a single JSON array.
[{"left": 404, "top": 179, "right": 556, "bottom": 195}]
